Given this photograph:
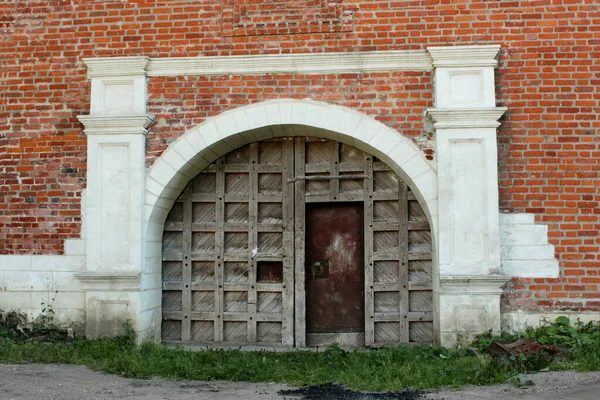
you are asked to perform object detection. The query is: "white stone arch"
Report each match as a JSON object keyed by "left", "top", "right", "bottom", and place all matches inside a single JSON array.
[
  {"left": 144, "top": 99, "right": 438, "bottom": 248},
  {"left": 142, "top": 99, "right": 440, "bottom": 343}
]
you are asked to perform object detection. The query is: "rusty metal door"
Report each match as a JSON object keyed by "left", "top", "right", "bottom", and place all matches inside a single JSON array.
[{"left": 305, "top": 203, "right": 365, "bottom": 344}]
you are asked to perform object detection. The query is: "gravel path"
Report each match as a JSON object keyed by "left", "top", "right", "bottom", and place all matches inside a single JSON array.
[{"left": 1, "top": 364, "right": 600, "bottom": 400}]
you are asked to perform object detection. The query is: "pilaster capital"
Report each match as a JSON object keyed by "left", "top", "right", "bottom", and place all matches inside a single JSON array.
[
  {"left": 77, "top": 114, "right": 155, "bottom": 135},
  {"left": 426, "top": 107, "right": 507, "bottom": 129},
  {"left": 427, "top": 45, "right": 501, "bottom": 68},
  {"left": 83, "top": 56, "right": 150, "bottom": 78}
]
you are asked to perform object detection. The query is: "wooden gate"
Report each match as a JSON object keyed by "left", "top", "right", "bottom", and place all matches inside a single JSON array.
[{"left": 161, "top": 137, "right": 434, "bottom": 347}]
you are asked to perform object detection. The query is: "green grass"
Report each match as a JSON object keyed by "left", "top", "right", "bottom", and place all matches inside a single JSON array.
[{"left": 0, "top": 316, "right": 599, "bottom": 392}]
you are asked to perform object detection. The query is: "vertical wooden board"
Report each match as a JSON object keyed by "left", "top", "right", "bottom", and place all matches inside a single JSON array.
[
  {"left": 181, "top": 185, "right": 193, "bottom": 341},
  {"left": 257, "top": 292, "right": 283, "bottom": 313},
  {"left": 224, "top": 232, "right": 249, "bottom": 253},
  {"left": 224, "top": 261, "right": 249, "bottom": 283},
  {"left": 248, "top": 142, "right": 259, "bottom": 343},
  {"left": 258, "top": 140, "right": 282, "bottom": 165},
  {"left": 373, "top": 261, "right": 399, "bottom": 283},
  {"left": 224, "top": 321, "right": 248, "bottom": 342},
  {"left": 373, "top": 231, "right": 399, "bottom": 253},
  {"left": 224, "top": 203, "right": 249, "bottom": 223},
  {"left": 294, "top": 137, "right": 307, "bottom": 347},
  {"left": 374, "top": 322, "right": 399, "bottom": 343},
  {"left": 258, "top": 232, "right": 283, "bottom": 255},
  {"left": 374, "top": 292, "right": 400, "bottom": 313},
  {"left": 192, "top": 261, "right": 215, "bottom": 282},
  {"left": 257, "top": 322, "right": 282, "bottom": 343},
  {"left": 192, "top": 172, "right": 216, "bottom": 194},
  {"left": 258, "top": 173, "right": 283, "bottom": 195},
  {"left": 191, "top": 232, "right": 215, "bottom": 253},
  {"left": 225, "top": 173, "right": 250, "bottom": 195},
  {"left": 258, "top": 202, "right": 283, "bottom": 224},
  {"left": 162, "top": 291, "right": 182, "bottom": 312},
  {"left": 162, "top": 261, "right": 182, "bottom": 282},
  {"left": 192, "top": 202, "right": 216, "bottom": 223},
  {"left": 398, "top": 182, "right": 410, "bottom": 343},
  {"left": 162, "top": 231, "right": 183, "bottom": 254},
  {"left": 282, "top": 137, "right": 295, "bottom": 346},
  {"left": 409, "top": 321, "right": 434, "bottom": 343},
  {"left": 408, "top": 260, "right": 433, "bottom": 283},
  {"left": 225, "top": 145, "right": 249, "bottom": 164},
  {"left": 373, "top": 171, "right": 399, "bottom": 193},
  {"left": 409, "top": 291, "right": 433, "bottom": 313},
  {"left": 165, "top": 202, "right": 183, "bottom": 223},
  {"left": 162, "top": 320, "right": 182, "bottom": 341},
  {"left": 214, "top": 159, "right": 225, "bottom": 341},
  {"left": 330, "top": 140, "right": 339, "bottom": 201},
  {"left": 192, "top": 291, "right": 215, "bottom": 312},
  {"left": 191, "top": 321, "right": 214, "bottom": 341},
  {"left": 224, "top": 291, "right": 249, "bottom": 312},
  {"left": 364, "top": 155, "right": 375, "bottom": 345}
]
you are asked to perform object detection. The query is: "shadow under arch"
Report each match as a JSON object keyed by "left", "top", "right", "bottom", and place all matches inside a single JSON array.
[{"left": 142, "top": 99, "right": 439, "bottom": 342}]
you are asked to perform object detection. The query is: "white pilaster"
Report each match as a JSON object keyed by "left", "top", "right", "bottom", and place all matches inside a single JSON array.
[
  {"left": 77, "top": 57, "right": 153, "bottom": 339},
  {"left": 427, "top": 45, "right": 509, "bottom": 347}
]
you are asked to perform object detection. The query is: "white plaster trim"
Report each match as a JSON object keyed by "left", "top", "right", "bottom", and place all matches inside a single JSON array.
[
  {"left": 83, "top": 56, "right": 150, "bottom": 78},
  {"left": 502, "top": 311, "right": 600, "bottom": 333},
  {"left": 499, "top": 213, "right": 560, "bottom": 278},
  {"left": 74, "top": 272, "right": 141, "bottom": 292},
  {"left": 78, "top": 114, "right": 155, "bottom": 135},
  {"left": 440, "top": 275, "right": 509, "bottom": 295},
  {"left": 426, "top": 108, "right": 507, "bottom": 129},
  {"left": 427, "top": 45, "right": 501, "bottom": 68},
  {"left": 146, "top": 50, "right": 433, "bottom": 76}
]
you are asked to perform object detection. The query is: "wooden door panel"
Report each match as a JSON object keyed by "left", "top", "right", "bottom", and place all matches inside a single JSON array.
[{"left": 305, "top": 203, "right": 365, "bottom": 333}]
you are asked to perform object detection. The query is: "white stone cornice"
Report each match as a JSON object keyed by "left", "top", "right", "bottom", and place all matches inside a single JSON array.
[
  {"left": 427, "top": 45, "right": 501, "bottom": 68},
  {"left": 77, "top": 114, "right": 155, "bottom": 135},
  {"left": 426, "top": 107, "right": 507, "bottom": 129},
  {"left": 440, "top": 275, "right": 509, "bottom": 295},
  {"left": 146, "top": 50, "right": 433, "bottom": 76},
  {"left": 74, "top": 272, "right": 140, "bottom": 291},
  {"left": 83, "top": 56, "right": 150, "bottom": 78}
]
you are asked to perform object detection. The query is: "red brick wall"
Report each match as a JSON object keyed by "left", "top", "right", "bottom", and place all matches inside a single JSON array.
[{"left": 1, "top": 1, "right": 599, "bottom": 312}]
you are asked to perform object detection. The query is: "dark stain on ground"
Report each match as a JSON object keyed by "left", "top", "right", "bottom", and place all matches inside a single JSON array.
[{"left": 279, "top": 383, "right": 424, "bottom": 400}]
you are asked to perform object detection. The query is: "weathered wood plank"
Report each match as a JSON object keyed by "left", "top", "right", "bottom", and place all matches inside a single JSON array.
[
  {"left": 248, "top": 142, "right": 258, "bottom": 343},
  {"left": 181, "top": 185, "right": 193, "bottom": 341},
  {"left": 330, "top": 141, "right": 339, "bottom": 201},
  {"left": 294, "top": 137, "right": 307, "bottom": 348},
  {"left": 364, "top": 155, "right": 375, "bottom": 346},
  {"left": 282, "top": 137, "right": 295, "bottom": 346},
  {"left": 214, "top": 159, "right": 225, "bottom": 342},
  {"left": 398, "top": 181, "right": 410, "bottom": 343}
]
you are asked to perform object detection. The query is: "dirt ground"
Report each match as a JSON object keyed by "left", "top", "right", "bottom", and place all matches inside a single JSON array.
[{"left": 1, "top": 364, "right": 600, "bottom": 400}]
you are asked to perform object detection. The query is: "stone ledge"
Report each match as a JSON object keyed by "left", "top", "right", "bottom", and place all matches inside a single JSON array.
[
  {"left": 74, "top": 272, "right": 141, "bottom": 292},
  {"left": 426, "top": 107, "right": 507, "bottom": 129},
  {"left": 440, "top": 275, "right": 509, "bottom": 295},
  {"left": 77, "top": 114, "right": 155, "bottom": 136},
  {"left": 427, "top": 44, "right": 501, "bottom": 68},
  {"left": 83, "top": 56, "right": 150, "bottom": 78}
]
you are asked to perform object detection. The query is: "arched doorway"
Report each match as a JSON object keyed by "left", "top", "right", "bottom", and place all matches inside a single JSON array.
[{"left": 160, "top": 136, "right": 434, "bottom": 347}]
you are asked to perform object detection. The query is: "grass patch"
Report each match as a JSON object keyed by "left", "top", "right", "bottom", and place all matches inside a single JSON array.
[{"left": 0, "top": 317, "right": 599, "bottom": 392}]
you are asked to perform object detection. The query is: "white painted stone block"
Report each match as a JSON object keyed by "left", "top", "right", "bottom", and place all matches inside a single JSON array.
[
  {"left": 501, "top": 260, "right": 559, "bottom": 278},
  {"left": 501, "top": 244, "right": 555, "bottom": 260},
  {"left": 499, "top": 213, "right": 535, "bottom": 225},
  {"left": 0, "top": 292, "right": 32, "bottom": 309},
  {"left": 52, "top": 272, "right": 84, "bottom": 291},
  {"left": 0, "top": 256, "right": 32, "bottom": 271},
  {"left": 500, "top": 224, "right": 548, "bottom": 246},
  {"left": 65, "top": 239, "right": 86, "bottom": 256},
  {"left": 31, "top": 255, "right": 85, "bottom": 272},
  {"left": 5, "top": 271, "right": 52, "bottom": 291}
]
